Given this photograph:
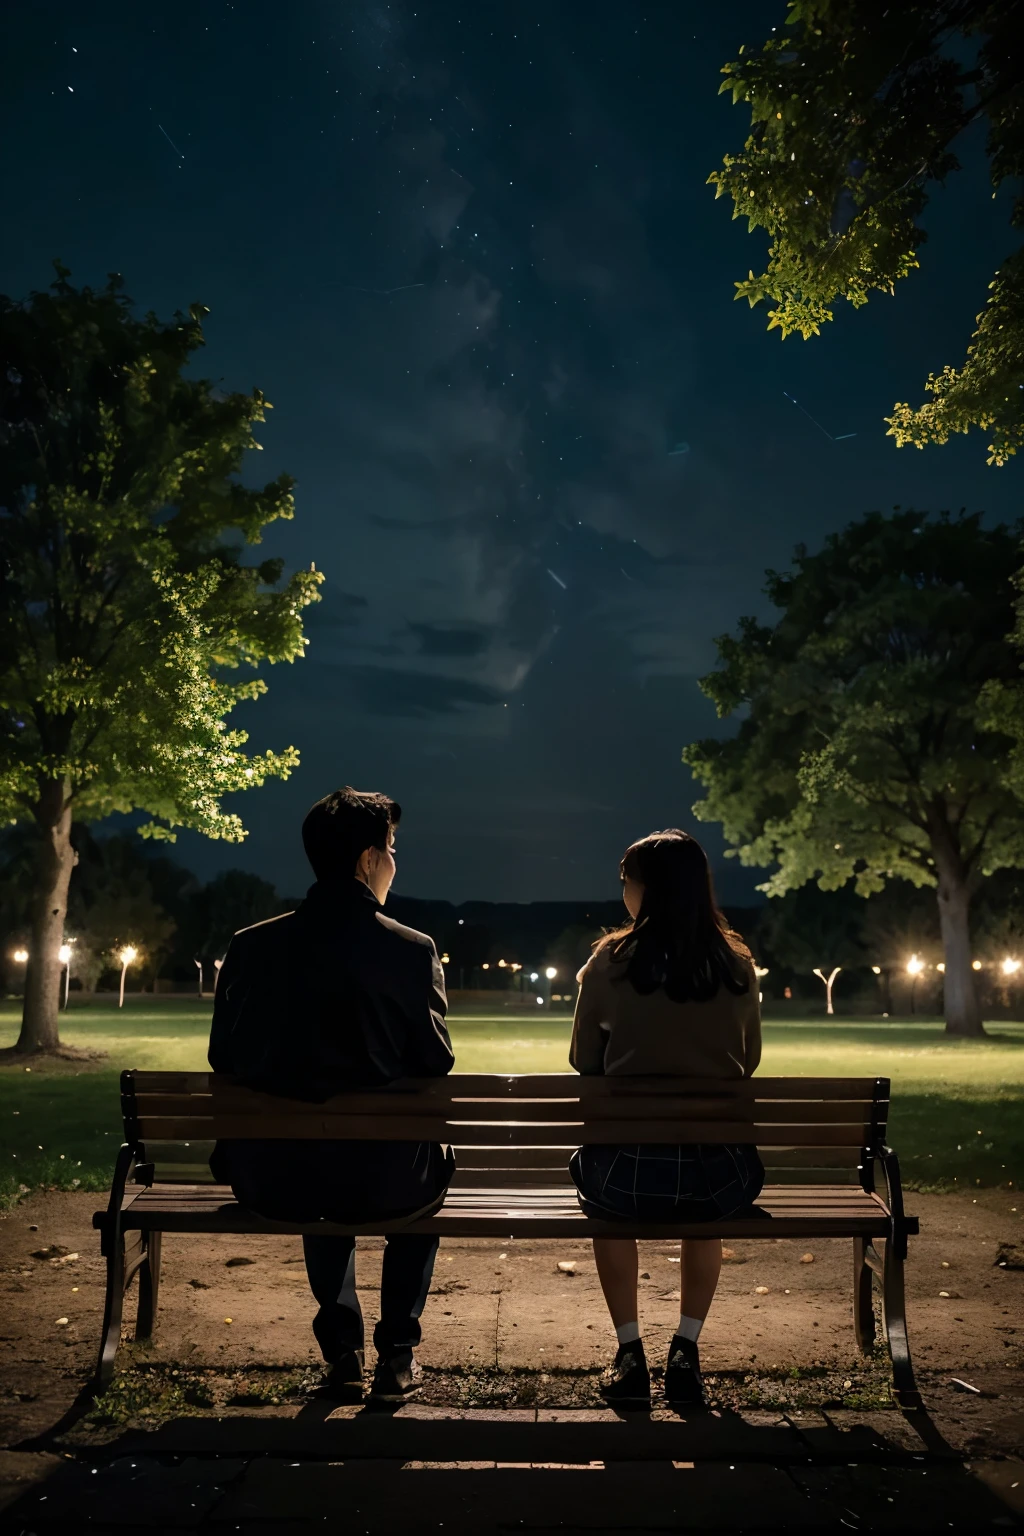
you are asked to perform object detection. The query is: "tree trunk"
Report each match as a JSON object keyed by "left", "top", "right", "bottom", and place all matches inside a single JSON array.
[
  {"left": 13, "top": 781, "right": 75, "bottom": 1055},
  {"left": 936, "top": 876, "right": 985, "bottom": 1038}
]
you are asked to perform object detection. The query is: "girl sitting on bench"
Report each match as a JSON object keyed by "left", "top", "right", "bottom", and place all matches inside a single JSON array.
[{"left": 570, "top": 828, "right": 763, "bottom": 1409}]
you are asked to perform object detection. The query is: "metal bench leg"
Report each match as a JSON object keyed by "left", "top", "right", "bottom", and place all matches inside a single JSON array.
[
  {"left": 96, "top": 1228, "right": 127, "bottom": 1387},
  {"left": 135, "top": 1231, "right": 162, "bottom": 1341},
  {"left": 880, "top": 1236, "right": 921, "bottom": 1410},
  {"left": 852, "top": 1237, "right": 875, "bottom": 1354}
]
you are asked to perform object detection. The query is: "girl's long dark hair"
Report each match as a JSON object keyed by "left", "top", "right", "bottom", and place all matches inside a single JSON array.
[{"left": 594, "top": 829, "right": 751, "bottom": 1003}]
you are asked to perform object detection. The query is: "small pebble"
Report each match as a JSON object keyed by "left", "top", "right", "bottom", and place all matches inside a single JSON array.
[
  {"left": 557, "top": 1261, "right": 576, "bottom": 1274},
  {"left": 55, "top": 1318, "right": 68, "bottom": 1326},
  {"left": 799, "top": 1253, "right": 814, "bottom": 1264},
  {"left": 755, "top": 1286, "right": 770, "bottom": 1295}
]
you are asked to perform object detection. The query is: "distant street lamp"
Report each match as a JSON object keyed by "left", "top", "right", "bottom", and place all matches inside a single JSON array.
[
  {"left": 1001, "top": 957, "right": 1020, "bottom": 977},
  {"left": 529, "top": 972, "right": 539, "bottom": 982},
  {"left": 813, "top": 966, "right": 841, "bottom": 1016},
  {"left": 58, "top": 942, "right": 73, "bottom": 1010},
  {"left": 194, "top": 957, "right": 204, "bottom": 998},
  {"left": 972, "top": 959, "right": 983, "bottom": 971},
  {"left": 906, "top": 953, "right": 924, "bottom": 1014},
  {"left": 118, "top": 946, "right": 138, "bottom": 1009},
  {"left": 12, "top": 948, "right": 28, "bottom": 998},
  {"left": 545, "top": 967, "right": 558, "bottom": 980}
]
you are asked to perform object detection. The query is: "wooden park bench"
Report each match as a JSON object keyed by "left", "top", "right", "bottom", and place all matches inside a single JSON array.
[{"left": 93, "top": 1071, "right": 920, "bottom": 1406}]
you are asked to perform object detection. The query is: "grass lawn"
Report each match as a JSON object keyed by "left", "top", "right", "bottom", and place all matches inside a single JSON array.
[{"left": 1, "top": 998, "right": 1022, "bottom": 1208}]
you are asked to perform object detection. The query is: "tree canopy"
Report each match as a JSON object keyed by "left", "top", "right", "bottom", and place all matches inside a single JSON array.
[
  {"left": 683, "top": 509, "right": 1024, "bottom": 1035},
  {"left": 711, "top": 1, "right": 1024, "bottom": 464},
  {"left": 0, "top": 266, "right": 322, "bottom": 1052}
]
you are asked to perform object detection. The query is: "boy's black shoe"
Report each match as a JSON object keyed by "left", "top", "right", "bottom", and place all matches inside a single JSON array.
[
  {"left": 599, "top": 1343, "right": 651, "bottom": 1408},
  {"left": 369, "top": 1351, "right": 424, "bottom": 1405},
  {"left": 664, "top": 1334, "right": 708, "bottom": 1409},
  {"left": 320, "top": 1348, "right": 364, "bottom": 1401}
]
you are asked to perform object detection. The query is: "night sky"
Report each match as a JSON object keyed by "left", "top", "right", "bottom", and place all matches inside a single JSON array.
[{"left": 4, "top": 2, "right": 1022, "bottom": 904}]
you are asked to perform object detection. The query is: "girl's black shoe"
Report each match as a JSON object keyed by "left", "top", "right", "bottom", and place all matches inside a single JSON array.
[
  {"left": 599, "top": 1342, "right": 651, "bottom": 1407},
  {"left": 664, "top": 1334, "right": 708, "bottom": 1409}
]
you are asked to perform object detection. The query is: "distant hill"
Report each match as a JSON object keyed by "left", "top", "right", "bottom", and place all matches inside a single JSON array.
[{"left": 385, "top": 895, "right": 763, "bottom": 984}]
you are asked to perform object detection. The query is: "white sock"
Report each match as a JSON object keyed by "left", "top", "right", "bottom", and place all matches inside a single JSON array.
[
  {"left": 676, "top": 1314, "right": 703, "bottom": 1343},
  {"left": 614, "top": 1321, "right": 641, "bottom": 1345}
]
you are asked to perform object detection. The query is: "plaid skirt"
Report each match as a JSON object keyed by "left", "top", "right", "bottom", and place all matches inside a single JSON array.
[{"left": 570, "top": 1142, "right": 765, "bottom": 1222}]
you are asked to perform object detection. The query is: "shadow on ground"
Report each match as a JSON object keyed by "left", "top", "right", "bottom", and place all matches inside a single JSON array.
[{"left": 3, "top": 1398, "right": 1024, "bottom": 1532}]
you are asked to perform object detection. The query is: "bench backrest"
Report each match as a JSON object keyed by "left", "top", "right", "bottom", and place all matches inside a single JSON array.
[{"left": 121, "top": 1071, "right": 889, "bottom": 1188}]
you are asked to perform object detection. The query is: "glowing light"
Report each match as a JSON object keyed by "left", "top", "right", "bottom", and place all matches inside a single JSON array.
[
  {"left": 482, "top": 963, "right": 489, "bottom": 971},
  {"left": 440, "top": 953, "right": 450, "bottom": 965},
  {"left": 937, "top": 963, "right": 945, "bottom": 973},
  {"left": 58, "top": 945, "right": 72, "bottom": 964},
  {"left": 118, "top": 946, "right": 138, "bottom": 1009},
  {"left": 871, "top": 966, "right": 881, "bottom": 975},
  {"left": 754, "top": 964, "right": 769, "bottom": 978},
  {"left": 536, "top": 996, "right": 544, "bottom": 1005},
  {"left": 972, "top": 960, "right": 983, "bottom": 971},
  {"left": 545, "top": 966, "right": 557, "bottom": 980},
  {"left": 1002, "top": 958, "right": 1020, "bottom": 976},
  {"left": 498, "top": 959, "right": 507, "bottom": 968},
  {"left": 812, "top": 966, "right": 841, "bottom": 1016},
  {"left": 13, "top": 949, "right": 28, "bottom": 963},
  {"left": 906, "top": 955, "right": 924, "bottom": 976},
  {"left": 530, "top": 972, "right": 539, "bottom": 982}
]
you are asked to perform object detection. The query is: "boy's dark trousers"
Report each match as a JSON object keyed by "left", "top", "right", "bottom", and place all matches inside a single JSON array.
[{"left": 212, "top": 1137, "right": 453, "bottom": 1361}]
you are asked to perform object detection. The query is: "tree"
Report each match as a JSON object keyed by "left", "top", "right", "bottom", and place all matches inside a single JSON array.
[
  {"left": 711, "top": 1, "right": 1024, "bottom": 464},
  {"left": 754, "top": 884, "right": 867, "bottom": 1014},
  {"left": 66, "top": 832, "right": 177, "bottom": 990},
  {"left": 199, "top": 868, "right": 283, "bottom": 961},
  {"left": 683, "top": 509, "right": 1024, "bottom": 1037},
  {"left": 0, "top": 268, "right": 322, "bottom": 1056},
  {"left": 544, "top": 923, "right": 603, "bottom": 984}
]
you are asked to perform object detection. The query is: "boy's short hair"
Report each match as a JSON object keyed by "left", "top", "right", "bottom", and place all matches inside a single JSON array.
[{"left": 301, "top": 787, "right": 401, "bottom": 880}]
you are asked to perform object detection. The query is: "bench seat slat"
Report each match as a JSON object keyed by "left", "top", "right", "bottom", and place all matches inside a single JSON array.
[
  {"left": 135, "top": 1115, "right": 871, "bottom": 1145},
  {"left": 103, "top": 1181, "right": 907, "bottom": 1240}
]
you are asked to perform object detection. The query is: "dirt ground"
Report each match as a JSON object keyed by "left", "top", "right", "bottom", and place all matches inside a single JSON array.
[{"left": 1, "top": 1188, "right": 1022, "bottom": 1529}]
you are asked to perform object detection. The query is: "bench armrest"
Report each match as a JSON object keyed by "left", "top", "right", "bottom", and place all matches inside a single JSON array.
[{"left": 874, "top": 1145, "right": 911, "bottom": 1261}]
